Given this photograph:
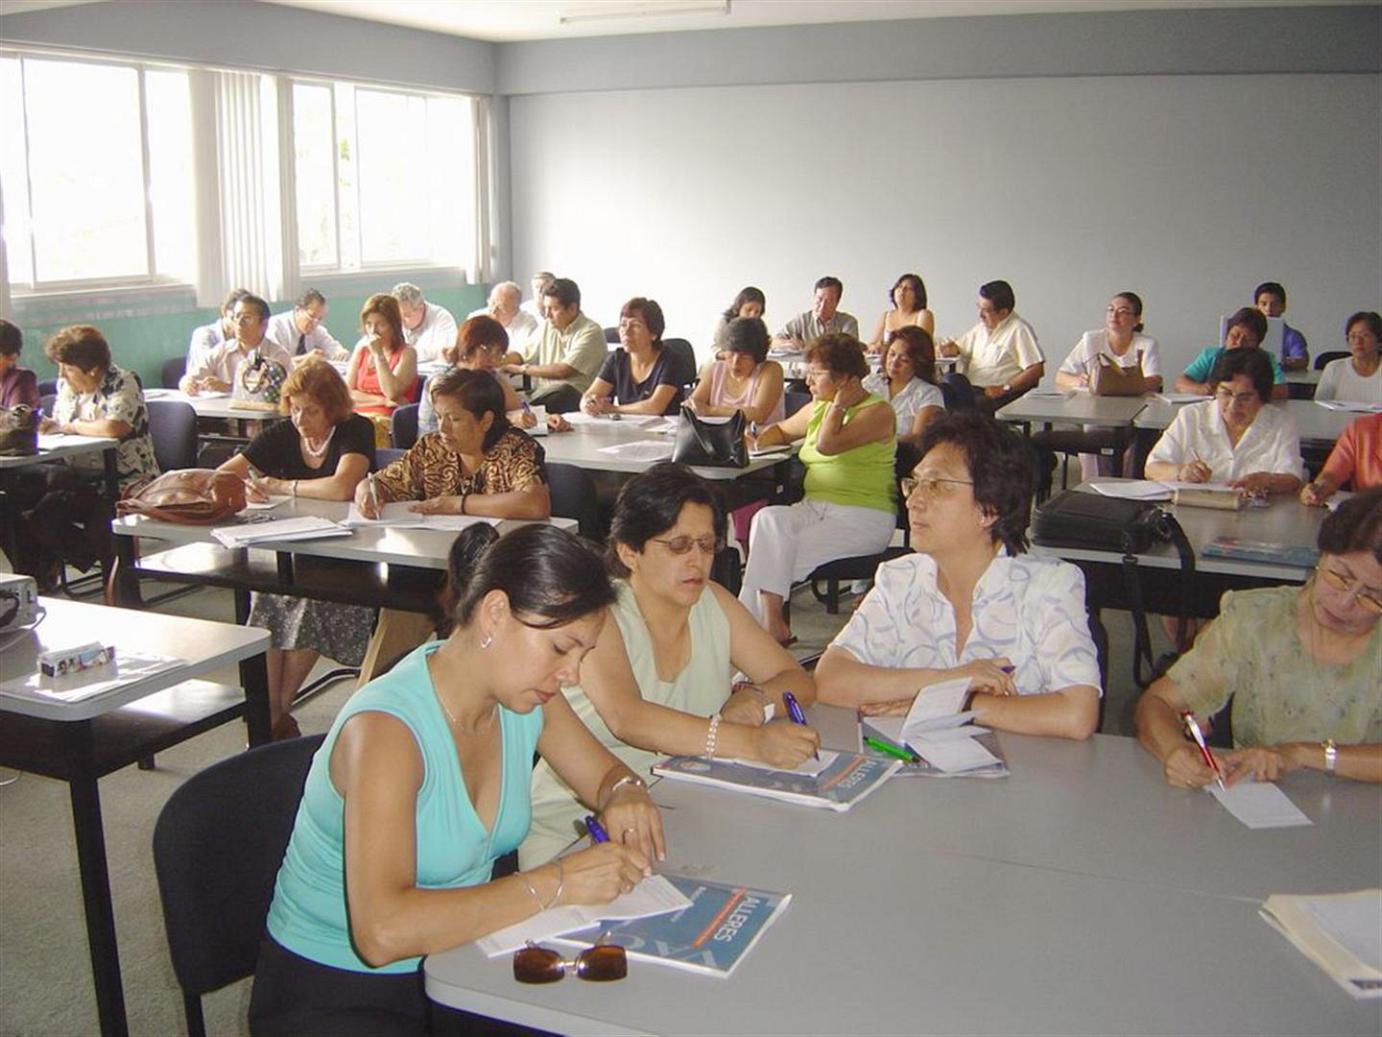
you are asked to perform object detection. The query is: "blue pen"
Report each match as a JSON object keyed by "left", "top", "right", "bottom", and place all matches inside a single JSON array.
[
  {"left": 583, "top": 815, "right": 610, "bottom": 843},
  {"left": 781, "top": 691, "right": 819, "bottom": 761}
]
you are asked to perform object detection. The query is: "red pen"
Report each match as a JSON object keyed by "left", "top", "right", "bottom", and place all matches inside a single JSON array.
[{"left": 1180, "top": 711, "right": 1226, "bottom": 790}]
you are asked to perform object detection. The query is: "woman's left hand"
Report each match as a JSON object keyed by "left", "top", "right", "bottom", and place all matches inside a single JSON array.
[
  {"left": 599, "top": 787, "right": 665, "bottom": 864},
  {"left": 1229, "top": 472, "right": 1275, "bottom": 496},
  {"left": 1222, "top": 745, "right": 1296, "bottom": 785},
  {"left": 832, "top": 378, "right": 868, "bottom": 410},
  {"left": 410, "top": 495, "right": 462, "bottom": 515},
  {"left": 720, "top": 683, "right": 767, "bottom": 725}
]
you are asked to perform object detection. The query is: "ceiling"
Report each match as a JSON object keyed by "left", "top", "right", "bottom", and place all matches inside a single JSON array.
[{"left": 3, "top": 0, "right": 1371, "bottom": 42}]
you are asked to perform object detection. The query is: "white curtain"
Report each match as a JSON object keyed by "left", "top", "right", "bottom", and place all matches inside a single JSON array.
[
  {"left": 471, "top": 94, "right": 492, "bottom": 286},
  {"left": 190, "top": 69, "right": 294, "bottom": 307},
  {"left": 0, "top": 177, "right": 11, "bottom": 321}
]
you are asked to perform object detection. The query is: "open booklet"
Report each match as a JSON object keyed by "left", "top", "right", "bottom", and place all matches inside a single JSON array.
[
  {"left": 1201, "top": 535, "right": 1319, "bottom": 569},
  {"left": 1260, "top": 890, "right": 1382, "bottom": 998},
  {"left": 858, "top": 676, "right": 1008, "bottom": 776},
  {"left": 552, "top": 873, "right": 792, "bottom": 978},
  {"left": 652, "top": 750, "right": 899, "bottom": 812},
  {"left": 210, "top": 515, "right": 351, "bottom": 548}
]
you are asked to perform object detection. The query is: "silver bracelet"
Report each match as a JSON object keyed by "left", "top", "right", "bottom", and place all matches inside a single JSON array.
[
  {"left": 544, "top": 860, "right": 565, "bottom": 911},
  {"left": 599, "top": 773, "right": 646, "bottom": 812},
  {"left": 521, "top": 872, "right": 544, "bottom": 912},
  {"left": 705, "top": 714, "right": 721, "bottom": 758}
]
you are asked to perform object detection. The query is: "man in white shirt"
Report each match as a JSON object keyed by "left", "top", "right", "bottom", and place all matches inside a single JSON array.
[
  {"left": 185, "top": 288, "right": 248, "bottom": 375},
  {"left": 501, "top": 277, "right": 606, "bottom": 413},
  {"left": 393, "top": 282, "right": 458, "bottom": 364},
  {"left": 180, "top": 293, "right": 291, "bottom": 394},
  {"left": 775, "top": 276, "right": 859, "bottom": 350},
  {"left": 520, "top": 271, "right": 555, "bottom": 322},
  {"left": 939, "top": 280, "right": 1044, "bottom": 412},
  {"left": 468, "top": 281, "right": 538, "bottom": 354},
  {"left": 265, "top": 289, "right": 348, "bottom": 362}
]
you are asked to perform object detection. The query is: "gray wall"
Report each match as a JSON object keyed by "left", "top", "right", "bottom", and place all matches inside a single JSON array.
[
  {"left": 501, "top": 7, "right": 1382, "bottom": 373},
  {"left": 0, "top": 0, "right": 494, "bottom": 94}
]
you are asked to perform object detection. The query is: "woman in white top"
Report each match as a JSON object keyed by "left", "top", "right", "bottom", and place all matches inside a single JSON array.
[
  {"left": 815, "top": 411, "right": 1101, "bottom": 740},
  {"left": 685, "top": 316, "right": 785, "bottom": 425},
  {"left": 520, "top": 463, "right": 819, "bottom": 867},
  {"left": 1315, "top": 311, "right": 1381, "bottom": 405},
  {"left": 861, "top": 326, "right": 946, "bottom": 447},
  {"left": 1146, "top": 348, "right": 1305, "bottom": 495},
  {"left": 868, "top": 273, "right": 934, "bottom": 353}
]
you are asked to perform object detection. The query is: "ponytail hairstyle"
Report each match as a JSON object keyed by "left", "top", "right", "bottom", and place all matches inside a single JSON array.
[
  {"left": 1114, "top": 291, "right": 1145, "bottom": 333},
  {"left": 438, "top": 523, "right": 616, "bottom": 637}
]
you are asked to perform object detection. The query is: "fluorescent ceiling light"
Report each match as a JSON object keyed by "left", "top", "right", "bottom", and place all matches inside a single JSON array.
[{"left": 558, "top": 1, "right": 730, "bottom": 25}]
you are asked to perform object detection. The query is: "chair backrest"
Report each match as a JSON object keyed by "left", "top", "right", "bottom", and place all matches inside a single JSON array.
[
  {"left": 1313, "top": 350, "right": 1348, "bottom": 371},
  {"left": 940, "top": 373, "right": 976, "bottom": 412},
  {"left": 152, "top": 734, "right": 324, "bottom": 1004},
  {"left": 390, "top": 403, "right": 420, "bottom": 449},
  {"left": 146, "top": 399, "right": 199, "bottom": 472},
  {"left": 161, "top": 356, "right": 187, "bottom": 390},
  {"left": 547, "top": 461, "right": 603, "bottom": 541},
  {"left": 40, "top": 393, "right": 57, "bottom": 417},
  {"left": 784, "top": 391, "right": 812, "bottom": 418},
  {"left": 603, "top": 326, "right": 620, "bottom": 344},
  {"left": 374, "top": 446, "right": 405, "bottom": 470},
  {"left": 661, "top": 338, "right": 698, "bottom": 389}
]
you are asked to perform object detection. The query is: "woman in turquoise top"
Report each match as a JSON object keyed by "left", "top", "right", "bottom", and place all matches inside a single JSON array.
[
  {"left": 739, "top": 333, "right": 897, "bottom": 644},
  {"left": 250, "top": 524, "right": 664, "bottom": 1035},
  {"left": 521, "top": 464, "right": 820, "bottom": 867}
]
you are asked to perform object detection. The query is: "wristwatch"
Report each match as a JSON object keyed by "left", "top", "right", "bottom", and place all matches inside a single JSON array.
[
  {"left": 1001, "top": 382, "right": 1013, "bottom": 394},
  {"left": 1322, "top": 739, "right": 1338, "bottom": 774}
]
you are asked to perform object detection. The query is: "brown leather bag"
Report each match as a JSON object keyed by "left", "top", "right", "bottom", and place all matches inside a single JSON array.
[
  {"left": 116, "top": 469, "right": 248, "bottom": 524},
  {"left": 1089, "top": 353, "right": 1146, "bottom": 397},
  {"left": 0, "top": 405, "right": 39, "bottom": 456}
]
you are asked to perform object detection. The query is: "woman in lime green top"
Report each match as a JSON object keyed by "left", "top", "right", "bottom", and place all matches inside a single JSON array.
[{"left": 741, "top": 333, "right": 897, "bottom": 644}]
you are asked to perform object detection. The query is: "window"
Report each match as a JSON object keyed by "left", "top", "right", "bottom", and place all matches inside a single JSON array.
[
  {"left": 292, "top": 79, "right": 475, "bottom": 273},
  {"left": 0, "top": 53, "right": 194, "bottom": 290}
]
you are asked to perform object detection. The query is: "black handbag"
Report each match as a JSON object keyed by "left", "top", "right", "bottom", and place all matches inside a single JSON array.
[
  {"left": 672, "top": 409, "right": 748, "bottom": 468},
  {"left": 0, "top": 404, "right": 39, "bottom": 456}
]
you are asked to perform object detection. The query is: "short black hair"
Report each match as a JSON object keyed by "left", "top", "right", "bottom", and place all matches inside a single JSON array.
[
  {"left": 1253, "top": 281, "right": 1286, "bottom": 306},
  {"left": 1209, "top": 346, "right": 1274, "bottom": 403},
  {"left": 237, "top": 293, "right": 271, "bottom": 322},
  {"left": 979, "top": 280, "right": 1015, "bottom": 314},
  {"left": 725, "top": 317, "right": 770, "bottom": 365},
  {"left": 0, "top": 319, "right": 22, "bottom": 358},
  {"left": 723, "top": 286, "right": 765, "bottom": 322},
  {"left": 543, "top": 277, "right": 581, "bottom": 310},
  {"left": 1318, "top": 486, "right": 1382, "bottom": 563},
  {"left": 620, "top": 297, "right": 665, "bottom": 342},
  {"left": 917, "top": 411, "right": 1034, "bottom": 554},
  {"left": 221, "top": 288, "right": 249, "bottom": 315},
  {"left": 296, "top": 288, "right": 326, "bottom": 310},
  {"left": 814, "top": 276, "right": 843, "bottom": 298},
  {"left": 1345, "top": 311, "right": 1382, "bottom": 342},
  {"left": 607, "top": 462, "right": 726, "bottom": 577},
  {"left": 886, "top": 325, "right": 938, "bottom": 387},
  {"left": 1225, "top": 306, "right": 1267, "bottom": 346},
  {"left": 444, "top": 523, "right": 617, "bottom": 631},
  {"left": 890, "top": 273, "right": 928, "bottom": 310},
  {"left": 429, "top": 367, "right": 511, "bottom": 452}
]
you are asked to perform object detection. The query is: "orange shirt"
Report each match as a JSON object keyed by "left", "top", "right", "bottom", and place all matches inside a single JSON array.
[{"left": 1321, "top": 412, "right": 1382, "bottom": 490}]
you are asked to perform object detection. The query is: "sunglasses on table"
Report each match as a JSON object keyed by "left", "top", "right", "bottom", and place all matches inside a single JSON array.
[{"left": 512, "top": 940, "right": 627, "bottom": 984}]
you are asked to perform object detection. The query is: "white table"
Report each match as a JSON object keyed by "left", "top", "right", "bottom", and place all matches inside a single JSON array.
[
  {"left": 0, "top": 598, "right": 270, "bottom": 1037},
  {"left": 540, "top": 415, "right": 792, "bottom": 481},
  {"left": 143, "top": 387, "right": 281, "bottom": 423},
  {"left": 425, "top": 714, "right": 1382, "bottom": 1036},
  {"left": 996, "top": 391, "right": 1152, "bottom": 477}
]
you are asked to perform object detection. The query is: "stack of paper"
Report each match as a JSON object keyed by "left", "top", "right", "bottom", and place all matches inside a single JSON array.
[
  {"left": 900, "top": 677, "right": 1002, "bottom": 773},
  {"left": 210, "top": 515, "right": 351, "bottom": 548},
  {"left": 1261, "top": 890, "right": 1382, "bottom": 998},
  {"left": 1155, "top": 392, "right": 1206, "bottom": 404},
  {"left": 596, "top": 441, "right": 675, "bottom": 462},
  {"left": 478, "top": 874, "right": 692, "bottom": 957},
  {"left": 1316, "top": 399, "right": 1382, "bottom": 414},
  {"left": 0, "top": 652, "right": 184, "bottom": 704}
]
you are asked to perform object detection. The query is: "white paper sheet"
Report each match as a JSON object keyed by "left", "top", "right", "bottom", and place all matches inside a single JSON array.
[
  {"left": 243, "top": 495, "right": 291, "bottom": 512},
  {"left": 900, "top": 677, "right": 974, "bottom": 744},
  {"left": 1209, "top": 781, "right": 1312, "bottom": 829},
  {"left": 210, "top": 516, "right": 350, "bottom": 547},
  {"left": 343, "top": 501, "right": 430, "bottom": 528},
  {"left": 1087, "top": 480, "right": 1173, "bottom": 501},
  {"left": 728, "top": 749, "right": 838, "bottom": 777},
  {"left": 596, "top": 441, "right": 675, "bottom": 462},
  {"left": 911, "top": 732, "right": 1001, "bottom": 773},
  {"left": 478, "top": 874, "right": 691, "bottom": 957}
]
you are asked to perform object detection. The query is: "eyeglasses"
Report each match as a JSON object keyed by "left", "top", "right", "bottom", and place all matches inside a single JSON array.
[
  {"left": 651, "top": 534, "right": 721, "bottom": 556},
  {"left": 1213, "top": 388, "right": 1259, "bottom": 405},
  {"left": 297, "top": 309, "right": 323, "bottom": 326},
  {"left": 1315, "top": 565, "right": 1382, "bottom": 614},
  {"left": 901, "top": 476, "right": 974, "bottom": 500},
  {"left": 513, "top": 941, "right": 627, "bottom": 984}
]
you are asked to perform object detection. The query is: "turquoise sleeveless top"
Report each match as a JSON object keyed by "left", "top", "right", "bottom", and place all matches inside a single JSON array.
[
  {"left": 798, "top": 395, "right": 896, "bottom": 513},
  {"left": 266, "top": 641, "right": 544, "bottom": 973}
]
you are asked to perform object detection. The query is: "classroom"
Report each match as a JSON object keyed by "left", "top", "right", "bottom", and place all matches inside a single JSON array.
[{"left": 0, "top": 1, "right": 1379, "bottom": 1035}]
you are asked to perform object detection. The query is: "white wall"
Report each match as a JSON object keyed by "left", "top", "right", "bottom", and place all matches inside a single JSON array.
[{"left": 509, "top": 72, "right": 1381, "bottom": 376}]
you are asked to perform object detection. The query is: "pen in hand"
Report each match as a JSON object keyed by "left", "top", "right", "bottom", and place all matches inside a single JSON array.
[
  {"left": 584, "top": 815, "right": 610, "bottom": 844},
  {"left": 782, "top": 691, "right": 818, "bottom": 761},
  {"left": 1180, "top": 711, "right": 1226, "bottom": 791},
  {"left": 367, "top": 472, "right": 380, "bottom": 517}
]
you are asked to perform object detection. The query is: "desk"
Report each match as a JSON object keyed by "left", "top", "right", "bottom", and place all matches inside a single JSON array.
[
  {"left": 425, "top": 714, "right": 1381, "bottom": 1036},
  {"left": 996, "top": 392, "right": 1150, "bottom": 476},
  {"left": 0, "top": 598, "right": 270, "bottom": 1037},
  {"left": 0, "top": 434, "right": 120, "bottom": 573},
  {"left": 541, "top": 417, "right": 790, "bottom": 481}
]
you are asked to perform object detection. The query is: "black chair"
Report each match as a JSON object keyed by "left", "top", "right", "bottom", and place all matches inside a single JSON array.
[
  {"left": 374, "top": 447, "right": 405, "bottom": 470},
  {"left": 37, "top": 378, "right": 58, "bottom": 398},
  {"left": 147, "top": 399, "right": 199, "bottom": 472},
  {"left": 40, "top": 393, "right": 57, "bottom": 417},
  {"left": 153, "top": 734, "right": 325, "bottom": 1037},
  {"left": 603, "top": 326, "right": 620, "bottom": 344},
  {"left": 784, "top": 390, "right": 812, "bottom": 419},
  {"left": 940, "top": 376, "right": 976, "bottom": 412},
  {"left": 161, "top": 356, "right": 187, "bottom": 389},
  {"left": 1313, "top": 350, "right": 1348, "bottom": 371},
  {"left": 390, "top": 403, "right": 420, "bottom": 449},
  {"left": 661, "top": 337, "right": 698, "bottom": 390},
  {"left": 547, "top": 462, "right": 602, "bottom": 541}
]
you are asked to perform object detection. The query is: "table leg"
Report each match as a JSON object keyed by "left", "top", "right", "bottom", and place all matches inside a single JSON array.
[
  {"left": 241, "top": 651, "right": 271, "bottom": 746},
  {"left": 0, "top": 471, "right": 17, "bottom": 571},
  {"left": 68, "top": 761, "right": 130, "bottom": 1037},
  {"left": 106, "top": 536, "right": 144, "bottom": 608}
]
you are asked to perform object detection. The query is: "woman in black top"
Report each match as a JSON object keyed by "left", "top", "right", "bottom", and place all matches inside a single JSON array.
[
  {"left": 218, "top": 358, "right": 376, "bottom": 738},
  {"left": 580, "top": 297, "right": 683, "bottom": 416}
]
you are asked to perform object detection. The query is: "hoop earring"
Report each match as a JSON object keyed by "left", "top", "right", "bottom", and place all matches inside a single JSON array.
[{"left": 480, "top": 633, "right": 493, "bottom": 650}]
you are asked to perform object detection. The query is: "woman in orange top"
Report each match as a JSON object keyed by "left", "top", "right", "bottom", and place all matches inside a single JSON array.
[
  {"left": 346, "top": 293, "right": 419, "bottom": 444},
  {"left": 1302, "top": 412, "right": 1382, "bottom": 505}
]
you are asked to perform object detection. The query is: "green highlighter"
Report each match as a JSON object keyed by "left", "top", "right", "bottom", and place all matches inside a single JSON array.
[{"left": 864, "top": 736, "right": 920, "bottom": 764}]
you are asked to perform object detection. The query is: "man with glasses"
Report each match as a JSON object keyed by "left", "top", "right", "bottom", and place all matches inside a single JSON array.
[
  {"left": 394, "top": 282, "right": 458, "bottom": 364},
  {"left": 185, "top": 288, "right": 248, "bottom": 374},
  {"left": 180, "top": 293, "right": 290, "bottom": 395},
  {"left": 501, "top": 277, "right": 606, "bottom": 414},
  {"left": 469, "top": 281, "right": 538, "bottom": 354},
  {"left": 266, "top": 288, "right": 348, "bottom": 362},
  {"left": 938, "top": 279, "right": 1044, "bottom": 414}
]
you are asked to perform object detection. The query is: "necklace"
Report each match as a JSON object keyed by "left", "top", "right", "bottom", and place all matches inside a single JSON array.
[
  {"left": 437, "top": 689, "right": 498, "bottom": 735},
  {"left": 301, "top": 426, "right": 335, "bottom": 459}
]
